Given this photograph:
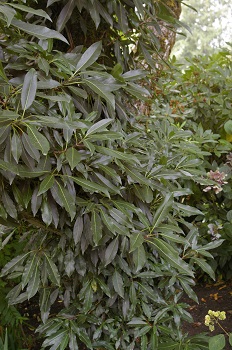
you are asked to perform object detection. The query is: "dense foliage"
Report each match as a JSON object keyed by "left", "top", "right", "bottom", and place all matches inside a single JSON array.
[
  {"left": 0, "top": 1, "right": 228, "bottom": 349},
  {"left": 152, "top": 48, "right": 232, "bottom": 278}
]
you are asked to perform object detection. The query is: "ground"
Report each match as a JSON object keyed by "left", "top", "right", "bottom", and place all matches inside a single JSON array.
[
  {"left": 18, "top": 281, "right": 232, "bottom": 349},
  {"left": 182, "top": 280, "right": 232, "bottom": 350}
]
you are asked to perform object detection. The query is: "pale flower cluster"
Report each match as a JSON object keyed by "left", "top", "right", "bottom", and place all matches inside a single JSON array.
[
  {"left": 203, "top": 170, "right": 228, "bottom": 194},
  {"left": 204, "top": 310, "right": 226, "bottom": 332}
]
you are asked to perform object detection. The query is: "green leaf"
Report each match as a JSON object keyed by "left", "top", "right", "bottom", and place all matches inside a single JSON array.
[
  {"left": 44, "top": 253, "right": 60, "bottom": 286},
  {"left": 96, "top": 146, "right": 138, "bottom": 163},
  {"left": 130, "top": 232, "right": 144, "bottom": 253},
  {"left": 0, "top": 4, "right": 16, "bottom": 26},
  {"left": 209, "top": 334, "right": 225, "bottom": 350},
  {"left": 8, "top": 3, "right": 52, "bottom": 21},
  {"left": 224, "top": 120, "right": 232, "bottom": 135},
  {"left": 56, "top": 181, "right": 76, "bottom": 221},
  {"left": 26, "top": 125, "right": 50, "bottom": 155},
  {"left": 66, "top": 148, "right": 81, "bottom": 170},
  {"left": 133, "top": 245, "right": 146, "bottom": 272},
  {"left": 112, "top": 270, "right": 124, "bottom": 298},
  {"left": 91, "top": 211, "right": 102, "bottom": 246},
  {"left": 1, "top": 252, "right": 30, "bottom": 277},
  {"left": 104, "top": 237, "right": 119, "bottom": 266},
  {"left": 152, "top": 193, "right": 173, "bottom": 230},
  {"left": 11, "top": 132, "right": 22, "bottom": 163},
  {"left": 191, "top": 257, "right": 215, "bottom": 280},
  {"left": 175, "top": 203, "right": 203, "bottom": 217},
  {"left": 56, "top": 0, "right": 75, "bottom": 32},
  {"left": 83, "top": 78, "right": 115, "bottom": 109},
  {"left": 21, "top": 68, "right": 37, "bottom": 111},
  {"left": 77, "top": 329, "right": 93, "bottom": 350},
  {"left": 38, "top": 175, "right": 55, "bottom": 195},
  {"left": 22, "top": 255, "right": 38, "bottom": 288},
  {"left": 125, "top": 166, "right": 151, "bottom": 185},
  {"left": 75, "top": 41, "right": 102, "bottom": 72},
  {"left": 73, "top": 216, "right": 83, "bottom": 245},
  {"left": 148, "top": 238, "right": 194, "bottom": 277},
  {"left": 27, "top": 261, "right": 40, "bottom": 299},
  {"left": 229, "top": 333, "right": 232, "bottom": 346},
  {"left": 70, "top": 176, "right": 110, "bottom": 197},
  {"left": 11, "top": 19, "right": 68, "bottom": 43},
  {"left": 2, "top": 190, "right": 17, "bottom": 219},
  {"left": 85, "top": 119, "right": 112, "bottom": 137}
]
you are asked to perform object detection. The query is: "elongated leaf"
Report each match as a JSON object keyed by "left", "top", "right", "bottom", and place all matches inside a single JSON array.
[
  {"left": 56, "top": 0, "right": 75, "bottom": 32},
  {"left": 22, "top": 255, "right": 38, "bottom": 288},
  {"left": 96, "top": 146, "right": 138, "bottom": 163},
  {"left": 130, "top": 232, "right": 144, "bottom": 253},
  {"left": 1, "top": 252, "right": 30, "bottom": 277},
  {"left": 11, "top": 19, "right": 68, "bottom": 43},
  {"left": 91, "top": 211, "right": 102, "bottom": 246},
  {"left": 86, "top": 119, "right": 112, "bottom": 137},
  {"left": 21, "top": 68, "right": 37, "bottom": 111},
  {"left": 112, "top": 270, "right": 124, "bottom": 298},
  {"left": 70, "top": 176, "right": 110, "bottom": 197},
  {"left": 27, "top": 262, "right": 40, "bottom": 299},
  {"left": 2, "top": 190, "right": 17, "bottom": 219},
  {"left": 0, "top": 4, "right": 16, "bottom": 26},
  {"left": 124, "top": 166, "right": 151, "bottom": 185},
  {"left": 104, "top": 237, "right": 119, "bottom": 266},
  {"left": 77, "top": 329, "right": 93, "bottom": 350},
  {"left": 44, "top": 253, "right": 60, "bottom": 286},
  {"left": 8, "top": 3, "right": 52, "bottom": 21},
  {"left": 83, "top": 78, "right": 115, "bottom": 109},
  {"left": 66, "top": 148, "right": 81, "bottom": 170},
  {"left": 75, "top": 41, "right": 102, "bottom": 72},
  {"left": 56, "top": 181, "right": 76, "bottom": 221},
  {"left": 26, "top": 125, "right": 50, "bottom": 155},
  {"left": 11, "top": 132, "right": 22, "bottom": 163},
  {"left": 191, "top": 257, "right": 215, "bottom": 280},
  {"left": 38, "top": 175, "right": 55, "bottom": 195},
  {"left": 148, "top": 238, "right": 194, "bottom": 277},
  {"left": 73, "top": 216, "right": 83, "bottom": 245},
  {"left": 133, "top": 245, "right": 146, "bottom": 272},
  {"left": 152, "top": 193, "right": 173, "bottom": 230}
]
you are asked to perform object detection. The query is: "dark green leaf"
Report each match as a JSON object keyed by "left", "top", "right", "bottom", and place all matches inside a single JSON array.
[
  {"left": 75, "top": 41, "right": 102, "bottom": 72},
  {"left": 104, "top": 237, "right": 119, "bottom": 266},
  {"left": 112, "top": 270, "right": 124, "bottom": 298},
  {"left": 21, "top": 68, "right": 37, "bottom": 111},
  {"left": 38, "top": 175, "right": 55, "bottom": 195},
  {"left": 130, "top": 232, "right": 144, "bottom": 253},
  {"left": 8, "top": 3, "right": 52, "bottom": 21},
  {"left": 66, "top": 148, "right": 81, "bottom": 170},
  {"left": 133, "top": 245, "right": 146, "bottom": 272},
  {"left": 56, "top": 181, "right": 76, "bottom": 221},
  {"left": 44, "top": 253, "right": 61, "bottom": 286},
  {"left": 91, "top": 211, "right": 102, "bottom": 246},
  {"left": 56, "top": 0, "right": 75, "bottom": 32},
  {"left": 26, "top": 125, "right": 50, "bottom": 155}
]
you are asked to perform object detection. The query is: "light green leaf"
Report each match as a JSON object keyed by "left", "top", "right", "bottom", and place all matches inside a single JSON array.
[
  {"left": 75, "top": 41, "right": 102, "bottom": 72},
  {"left": 21, "top": 68, "right": 37, "bottom": 111},
  {"left": 66, "top": 148, "right": 81, "bottom": 170},
  {"left": 209, "top": 334, "right": 225, "bottom": 350},
  {"left": 56, "top": 181, "right": 76, "bottom": 221},
  {"left": 112, "top": 270, "right": 124, "bottom": 298},
  {"left": 11, "top": 18, "right": 68, "bottom": 43},
  {"left": 86, "top": 119, "right": 112, "bottom": 137},
  {"left": 26, "top": 125, "right": 50, "bottom": 155},
  {"left": 7, "top": 3, "right": 52, "bottom": 21},
  {"left": 38, "top": 175, "right": 55, "bottom": 195},
  {"left": 44, "top": 253, "right": 60, "bottom": 286}
]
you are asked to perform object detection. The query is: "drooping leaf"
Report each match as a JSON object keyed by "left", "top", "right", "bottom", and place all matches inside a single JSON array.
[
  {"left": 85, "top": 119, "right": 112, "bottom": 137},
  {"left": 55, "top": 181, "right": 76, "bottom": 221},
  {"left": 65, "top": 147, "right": 81, "bottom": 170},
  {"left": 104, "top": 237, "right": 119, "bottom": 266},
  {"left": 151, "top": 193, "right": 173, "bottom": 230},
  {"left": 11, "top": 19, "right": 68, "bottom": 43},
  {"left": 26, "top": 125, "right": 50, "bottom": 155},
  {"left": 130, "top": 232, "right": 144, "bottom": 253},
  {"left": 38, "top": 175, "right": 55, "bottom": 195},
  {"left": 21, "top": 68, "right": 37, "bottom": 111},
  {"left": 8, "top": 3, "right": 52, "bottom": 21},
  {"left": 112, "top": 270, "right": 124, "bottom": 298},
  {"left": 44, "top": 253, "right": 61, "bottom": 286},
  {"left": 1, "top": 252, "right": 30, "bottom": 277},
  {"left": 91, "top": 211, "right": 102, "bottom": 246},
  {"left": 56, "top": 0, "right": 76, "bottom": 32},
  {"left": 133, "top": 245, "right": 146, "bottom": 272}
]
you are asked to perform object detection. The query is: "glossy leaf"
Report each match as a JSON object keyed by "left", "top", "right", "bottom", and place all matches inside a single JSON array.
[
  {"left": 26, "top": 125, "right": 50, "bottom": 155},
  {"left": 112, "top": 270, "right": 124, "bottom": 298},
  {"left": 75, "top": 41, "right": 102, "bottom": 72},
  {"left": 104, "top": 237, "right": 119, "bottom": 266},
  {"left": 38, "top": 175, "right": 55, "bottom": 195},
  {"left": 44, "top": 253, "right": 61, "bottom": 286},
  {"left": 21, "top": 68, "right": 37, "bottom": 111},
  {"left": 66, "top": 147, "right": 81, "bottom": 170},
  {"left": 56, "top": 0, "right": 75, "bottom": 32},
  {"left": 56, "top": 181, "right": 76, "bottom": 221}
]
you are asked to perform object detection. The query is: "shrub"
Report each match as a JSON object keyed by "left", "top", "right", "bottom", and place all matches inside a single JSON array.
[{"left": 0, "top": 1, "right": 223, "bottom": 349}]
